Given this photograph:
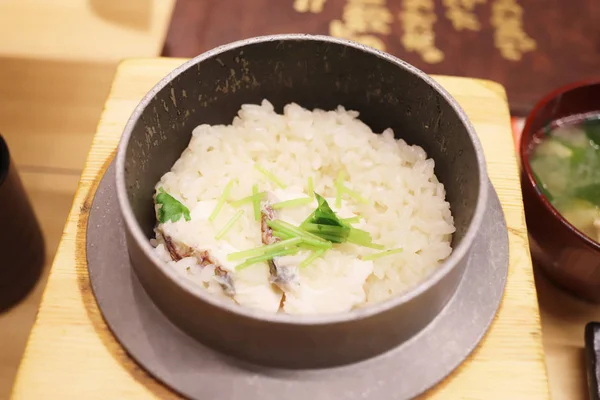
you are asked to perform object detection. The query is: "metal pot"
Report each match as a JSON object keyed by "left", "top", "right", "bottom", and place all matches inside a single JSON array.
[{"left": 115, "top": 34, "right": 488, "bottom": 369}]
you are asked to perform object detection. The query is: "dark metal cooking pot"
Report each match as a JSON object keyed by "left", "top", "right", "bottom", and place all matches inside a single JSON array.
[{"left": 116, "top": 34, "right": 488, "bottom": 369}]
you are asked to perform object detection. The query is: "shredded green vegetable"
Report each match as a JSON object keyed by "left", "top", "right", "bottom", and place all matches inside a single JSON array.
[
  {"left": 342, "top": 186, "right": 369, "bottom": 204},
  {"left": 209, "top": 179, "right": 235, "bottom": 222},
  {"left": 335, "top": 171, "right": 345, "bottom": 208},
  {"left": 252, "top": 184, "right": 261, "bottom": 221},
  {"left": 272, "top": 230, "right": 294, "bottom": 240},
  {"left": 333, "top": 171, "right": 369, "bottom": 206},
  {"left": 272, "top": 197, "right": 313, "bottom": 209},
  {"left": 228, "top": 237, "right": 302, "bottom": 261},
  {"left": 227, "top": 188, "right": 388, "bottom": 270},
  {"left": 267, "top": 219, "right": 328, "bottom": 243},
  {"left": 306, "top": 232, "right": 343, "bottom": 243},
  {"left": 255, "top": 164, "right": 286, "bottom": 188},
  {"left": 236, "top": 247, "right": 300, "bottom": 271},
  {"left": 298, "top": 236, "right": 332, "bottom": 249},
  {"left": 341, "top": 216, "right": 361, "bottom": 224},
  {"left": 307, "top": 177, "right": 314, "bottom": 198},
  {"left": 347, "top": 227, "right": 373, "bottom": 241},
  {"left": 301, "top": 222, "right": 350, "bottom": 241},
  {"left": 362, "top": 248, "right": 403, "bottom": 261},
  {"left": 230, "top": 191, "right": 266, "bottom": 207},
  {"left": 300, "top": 194, "right": 383, "bottom": 249},
  {"left": 346, "top": 226, "right": 385, "bottom": 249},
  {"left": 358, "top": 242, "right": 386, "bottom": 250},
  {"left": 215, "top": 209, "right": 245, "bottom": 240},
  {"left": 299, "top": 248, "right": 326, "bottom": 268},
  {"left": 270, "top": 231, "right": 332, "bottom": 252}
]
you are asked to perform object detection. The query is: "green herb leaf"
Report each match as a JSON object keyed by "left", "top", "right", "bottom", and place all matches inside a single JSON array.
[
  {"left": 583, "top": 119, "right": 600, "bottom": 147},
  {"left": 313, "top": 193, "right": 345, "bottom": 226},
  {"left": 531, "top": 170, "right": 554, "bottom": 202},
  {"left": 155, "top": 188, "right": 191, "bottom": 223},
  {"left": 300, "top": 193, "right": 383, "bottom": 249},
  {"left": 570, "top": 147, "right": 588, "bottom": 168},
  {"left": 575, "top": 183, "right": 600, "bottom": 206},
  {"left": 301, "top": 223, "right": 350, "bottom": 243}
]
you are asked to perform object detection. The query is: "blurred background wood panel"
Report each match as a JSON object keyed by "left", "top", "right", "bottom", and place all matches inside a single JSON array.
[
  {"left": 0, "top": 58, "right": 116, "bottom": 171},
  {"left": 0, "top": 0, "right": 174, "bottom": 62},
  {"left": 163, "top": 0, "right": 600, "bottom": 116},
  {"left": 0, "top": 1, "right": 174, "bottom": 399}
]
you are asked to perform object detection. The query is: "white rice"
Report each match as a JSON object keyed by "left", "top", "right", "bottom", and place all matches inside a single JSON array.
[{"left": 151, "top": 100, "right": 455, "bottom": 314}]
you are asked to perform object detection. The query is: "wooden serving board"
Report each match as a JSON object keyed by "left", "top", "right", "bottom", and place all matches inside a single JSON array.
[{"left": 10, "top": 58, "right": 550, "bottom": 399}]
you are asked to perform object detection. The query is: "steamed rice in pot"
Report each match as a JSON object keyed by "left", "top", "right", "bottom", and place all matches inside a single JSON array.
[{"left": 150, "top": 100, "right": 455, "bottom": 315}]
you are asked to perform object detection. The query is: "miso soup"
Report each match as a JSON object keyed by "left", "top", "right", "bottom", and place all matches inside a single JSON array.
[{"left": 529, "top": 113, "right": 600, "bottom": 243}]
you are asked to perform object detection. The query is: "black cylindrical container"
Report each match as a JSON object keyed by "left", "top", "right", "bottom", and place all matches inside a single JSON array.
[{"left": 0, "top": 134, "right": 45, "bottom": 313}]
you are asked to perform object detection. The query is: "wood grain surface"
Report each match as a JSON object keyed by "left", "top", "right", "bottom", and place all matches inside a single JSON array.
[
  {"left": 162, "top": 0, "right": 600, "bottom": 116},
  {"left": 535, "top": 265, "right": 600, "bottom": 400},
  {"left": 0, "top": 0, "right": 174, "bottom": 63},
  {"left": 10, "top": 58, "right": 550, "bottom": 399}
]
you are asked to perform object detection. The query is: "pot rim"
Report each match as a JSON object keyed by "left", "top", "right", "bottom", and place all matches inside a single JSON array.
[
  {"left": 115, "top": 33, "right": 489, "bottom": 326},
  {"left": 519, "top": 79, "right": 600, "bottom": 253}
]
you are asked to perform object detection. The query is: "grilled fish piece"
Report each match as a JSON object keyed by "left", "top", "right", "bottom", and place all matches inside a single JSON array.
[
  {"left": 158, "top": 230, "right": 236, "bottom": 296},
  {"left": 196, "top": 250, "right": 236, "bottom": 297},
  {"left": 260, "top": 194, "right": 300, "bottom": 293}
]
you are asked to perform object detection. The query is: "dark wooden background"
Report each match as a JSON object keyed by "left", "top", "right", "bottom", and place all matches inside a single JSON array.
[{"left": 162, "top": 0, "right": 600, "bottom": 116}]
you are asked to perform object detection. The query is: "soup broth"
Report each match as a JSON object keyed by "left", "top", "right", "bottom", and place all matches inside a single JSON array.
[{"left": 530, "top": 113, "right": 600, "bottom": 242}]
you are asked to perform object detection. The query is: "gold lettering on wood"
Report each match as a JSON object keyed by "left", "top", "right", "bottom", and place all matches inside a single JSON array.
[
  {"left": 399, "top": 0, "right": 444, "bottom": 64},
  {"left": 490, "top": 0, "right": 536, "bottom": 61},
  {"left": 442, "top": 0, "right": 486, "bottom": 31},
  {"left": 309, "top": 0, "right": 537, "bottom": 64},
  {"left": 294, "top": 0, "right": 327, "bottom": 13},
  {"left": 329, "top": 0, "right": 392, "bottom": 51}
]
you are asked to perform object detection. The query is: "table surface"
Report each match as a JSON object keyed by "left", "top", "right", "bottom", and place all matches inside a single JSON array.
[
  {"left": 11, "top": 58, "right": 550, "bottom": 399},
  {"left": 0, "top": 0, "right": 174, "bottom": 63}
]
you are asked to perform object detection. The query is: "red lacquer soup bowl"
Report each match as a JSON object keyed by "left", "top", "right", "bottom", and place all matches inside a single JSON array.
[{"left": 520, "top": 80, "right": 600, "bottom": 303}]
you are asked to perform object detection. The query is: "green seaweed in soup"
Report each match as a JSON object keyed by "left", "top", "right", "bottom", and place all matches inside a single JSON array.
[{"left": 529, "top": 114, "right": 600, "bottom": 242}]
